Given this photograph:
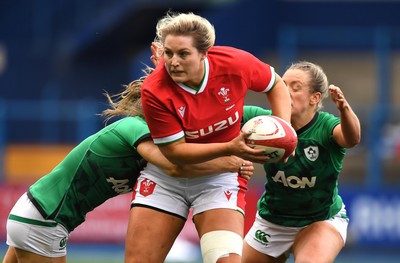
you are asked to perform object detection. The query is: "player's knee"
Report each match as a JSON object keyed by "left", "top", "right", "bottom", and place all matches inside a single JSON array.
[{"left": 200, "top": 230, "right": 243, "bottom": 263}]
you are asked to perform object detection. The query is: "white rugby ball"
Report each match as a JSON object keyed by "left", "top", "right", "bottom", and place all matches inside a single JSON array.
[{"left": 241, "top": 115, "right": 297, "bottom": 163}]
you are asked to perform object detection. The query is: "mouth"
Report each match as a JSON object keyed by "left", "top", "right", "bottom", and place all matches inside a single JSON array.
[{"left": 170, "top": 70, "right": 184, "bottom": 75}]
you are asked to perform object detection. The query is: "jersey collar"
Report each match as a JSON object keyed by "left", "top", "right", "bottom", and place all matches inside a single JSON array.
[
  {"left": 297, "top": 112, "right": 319, "bottom": 135},
  {"left": 168, "top": 57, "right": 210, "bottom": 95}
]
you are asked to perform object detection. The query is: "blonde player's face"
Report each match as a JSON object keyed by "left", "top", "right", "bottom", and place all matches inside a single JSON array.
[
  {"left": 163, "top": 35, "right": 206, "bottom": 87},
  {"left": 282, "top": 69, "right": 315, "bottom": 118}
]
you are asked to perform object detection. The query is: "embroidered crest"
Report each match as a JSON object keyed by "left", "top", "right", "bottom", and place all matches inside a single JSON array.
[
  {"left": 304, "top": 146, "right": 319, "bottom": 161},
  {"left": 139, "top": 178, "right": 156, "bottom": 197},
  {"left": 218, "top": 87, "right": 230, "bottom": 103}
]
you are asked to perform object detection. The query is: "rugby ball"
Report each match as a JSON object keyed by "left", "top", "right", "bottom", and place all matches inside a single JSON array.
[{"left": 241, "top": 115, "right": 297, "bottom": 163}]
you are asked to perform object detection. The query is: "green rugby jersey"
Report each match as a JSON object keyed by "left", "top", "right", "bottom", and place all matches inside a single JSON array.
[
  {"left": 243, "top": 105, "right": 345, "bottom": 227},
  {"left": 28, "top": 116, "right": 150, "bottom": 232}
]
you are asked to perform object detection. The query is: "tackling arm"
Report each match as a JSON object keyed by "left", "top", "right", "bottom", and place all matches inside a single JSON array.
[{"left": 137, "top": 139, "right": 254, "bottom": 179}]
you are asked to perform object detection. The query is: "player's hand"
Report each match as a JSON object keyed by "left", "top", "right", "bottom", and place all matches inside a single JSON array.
[
  {"left": 150, "top": 41, "right": 163, "bottom": 67},
  {"left": 329, "top": 85, "right": 349, "bottom": 111},
  {"left": 230, "top": 157, "right": 254, "bottom": 181},
  {"left": 228, "top": 132, "right": 270, "bottom": 164}
]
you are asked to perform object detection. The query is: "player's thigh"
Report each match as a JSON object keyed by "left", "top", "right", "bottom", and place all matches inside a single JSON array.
[
  {"left": 292, "top": 221, "right": 343, "bottom": 263},
  {"left": 242, "top": 241, "right": 287, "bottom": 263},
  {"left": 193, "top": 208, "right": 244, "bottom": 237},
  {"left": 125, "top": 206, "right": 185, "bottom": 263},
  {"left": 13, "top": 247, "right": 66, "bottom": 263}
]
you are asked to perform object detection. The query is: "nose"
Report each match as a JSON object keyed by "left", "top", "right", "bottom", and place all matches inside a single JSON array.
[{"left": 171, "top": 56, "right": 179, "bottom": 67}]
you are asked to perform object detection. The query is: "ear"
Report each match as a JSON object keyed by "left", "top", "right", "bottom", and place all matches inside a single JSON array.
[
  {"left": 200, "top": 52, "right": 207, "bottom": 61},
  {"left": 310, "top": 92, "right": 321, "bottom": 106}
]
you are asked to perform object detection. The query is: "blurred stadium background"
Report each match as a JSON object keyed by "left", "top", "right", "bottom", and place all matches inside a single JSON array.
[{"left": 1, "top": 0, "right": 400, "bottom": 262}]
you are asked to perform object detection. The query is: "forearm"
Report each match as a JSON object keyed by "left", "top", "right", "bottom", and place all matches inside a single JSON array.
[
  {"left": 175, "top": 156, "right": 248, "bottom": 177},
  {"left": 339, "top": 103, "right": 361, "bottom": 147},
  {"left": 159, "top": 132, "right": 270, "bottom": 165},
  {"left": 159, "top": 141, "right": 232, "bottom": 165},
  {"left": 266, "top": 75, "right": 291, "bottom": 123}
]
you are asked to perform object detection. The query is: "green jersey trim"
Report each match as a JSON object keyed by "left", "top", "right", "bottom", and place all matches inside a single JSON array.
[{"left": 9, "top": 214, "right": 58, "bottom": 227}]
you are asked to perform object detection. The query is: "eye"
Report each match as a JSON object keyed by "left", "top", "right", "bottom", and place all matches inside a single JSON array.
[
  {"left": 164, "top": 50, "right": 173, "bottom": 58},
  {"left": 179, "top": 51, "right": 190, "bottom": 58},
  {"left": 291, "top": 83, "right": 303, "bottom": 92}
]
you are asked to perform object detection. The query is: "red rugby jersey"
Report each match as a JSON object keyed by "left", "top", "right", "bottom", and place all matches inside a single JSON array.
[{"left": 141, "top": 46, "right": 275, "bottom": 144}]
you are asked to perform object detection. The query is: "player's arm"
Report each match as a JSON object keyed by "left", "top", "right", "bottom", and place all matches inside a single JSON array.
[
  {"left": 330, "top": 85, "right": 361, "bottom": 148},
  {"left": 263, "top": 75, "right": 295, "bottom": 160},
  {"left": 137, "top": 139, "right": 254, "bottom": 179},
  {"left": 157, "top": 132, "right": 270, "bottom": 165},
  {"left": 175, "top": 155, "right": 254, "bottom": 181},
  {"left": 266, "top": 74, "right": 291, "bottom": 123}
]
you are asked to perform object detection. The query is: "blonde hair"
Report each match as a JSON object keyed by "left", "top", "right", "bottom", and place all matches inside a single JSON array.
[
  {"left": 101, "top": 67, "right": 153, "bottom": 123},
  {"left": 288, "top": 61, "right": 329, "bottom": 111},
  {"left": 155, "top": 11, "right": 215, "bottom": 53}
]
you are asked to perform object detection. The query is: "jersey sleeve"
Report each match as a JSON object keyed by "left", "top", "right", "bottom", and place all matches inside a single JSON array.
[
  {"left": 115, "top": 117, "right": 151, "bottom": 148},
  {"left": 141, "top": 82, "right": 184, "bottom": 145},
  {"left": 318, "top": 112, "right": 343, "bottom": 150},
  {"left": 236, "top": 49, "right": 276, "bottom": 93}
]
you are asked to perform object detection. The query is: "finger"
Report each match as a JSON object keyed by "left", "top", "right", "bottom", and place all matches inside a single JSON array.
[
  {"left": 239, "top": 174, "right": 251, "bottom": 181},
  {"left": 238, "top": 166, "right": 253, "bottom": 181},
  {"left": 150, "top": 43, "right": 158, "bottom": 54},
  {"left": 241, "top": 170, "right": 254, "bottom": 177},
  {"left": 150, "top": 56, "right": 158, "bottom": 67},
  {"left": 249, "top": 147, "right": 267, "bottom": 154},
  {"left": 239, "top": 163, "right": 246, "bottom": 173},
  {"left": 242, "top": 160, "right": 253, "bottom": 167},
  {"left": 241, "top": 130, "right": 254, "bottom": 138},
  {"left": 249, "top": 156, "right": 270, "bottom": 164}
]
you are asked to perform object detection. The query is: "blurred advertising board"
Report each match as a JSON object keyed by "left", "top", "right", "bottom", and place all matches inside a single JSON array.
[
  {"left": 341, "top": 187, "right": 400, "bottom": 248},
  {"left": 0, "top": 184, "right": 130, "bottom": 243},
  {"left": 1, "top": 183, "right": 400, "bottom": 248},
  {"left": 0, "top": 184, "right": 196, "bottom": 244}
]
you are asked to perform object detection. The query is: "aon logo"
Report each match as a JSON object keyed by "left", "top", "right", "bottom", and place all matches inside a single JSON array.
[
  {"left": 272, "top": 172, "right": 316, "bottom": 189},
  {"left": 106, "top": 177, "right": 131, "bottom": 194}
]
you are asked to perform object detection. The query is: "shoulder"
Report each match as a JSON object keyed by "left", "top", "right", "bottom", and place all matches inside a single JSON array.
[
  {"left": 142, "top": 65, "right": 172, "bottom": 94},
  {"left": 101, "top": 117, "right": 148, "bottom": 137},
  {"left": 317, "top": 111, "right": 340, "bottom": 124},
  {"left": 113, "top": 117, "right": 150, "bottom": 143},
  {"left": 314, "top": 111, "right": 341, "bottom": 138},
  {"left": 114, "top": 116, "right": 148, "bottom": 129},
  {"left": 209, "top": 46, "right": 256, "bottom": 60},
  {"left": 208, "top": 46, "right": 266, "bottom": 76}
]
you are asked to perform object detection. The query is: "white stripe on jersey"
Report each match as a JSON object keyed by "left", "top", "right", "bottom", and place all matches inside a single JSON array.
[
  {"left": 153, "top": 130, "right": 184, "bottom": 145},
  {"left": 264, "top": 66, "right": 276, "bottom": 93}
]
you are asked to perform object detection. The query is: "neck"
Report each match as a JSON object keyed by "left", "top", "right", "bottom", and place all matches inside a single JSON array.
[
  {"left": 291, "top": 110, "right": 317, "bottom": 131},
  {"left": 185, "top": 60, "right": 206, "bottom": 88}
]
